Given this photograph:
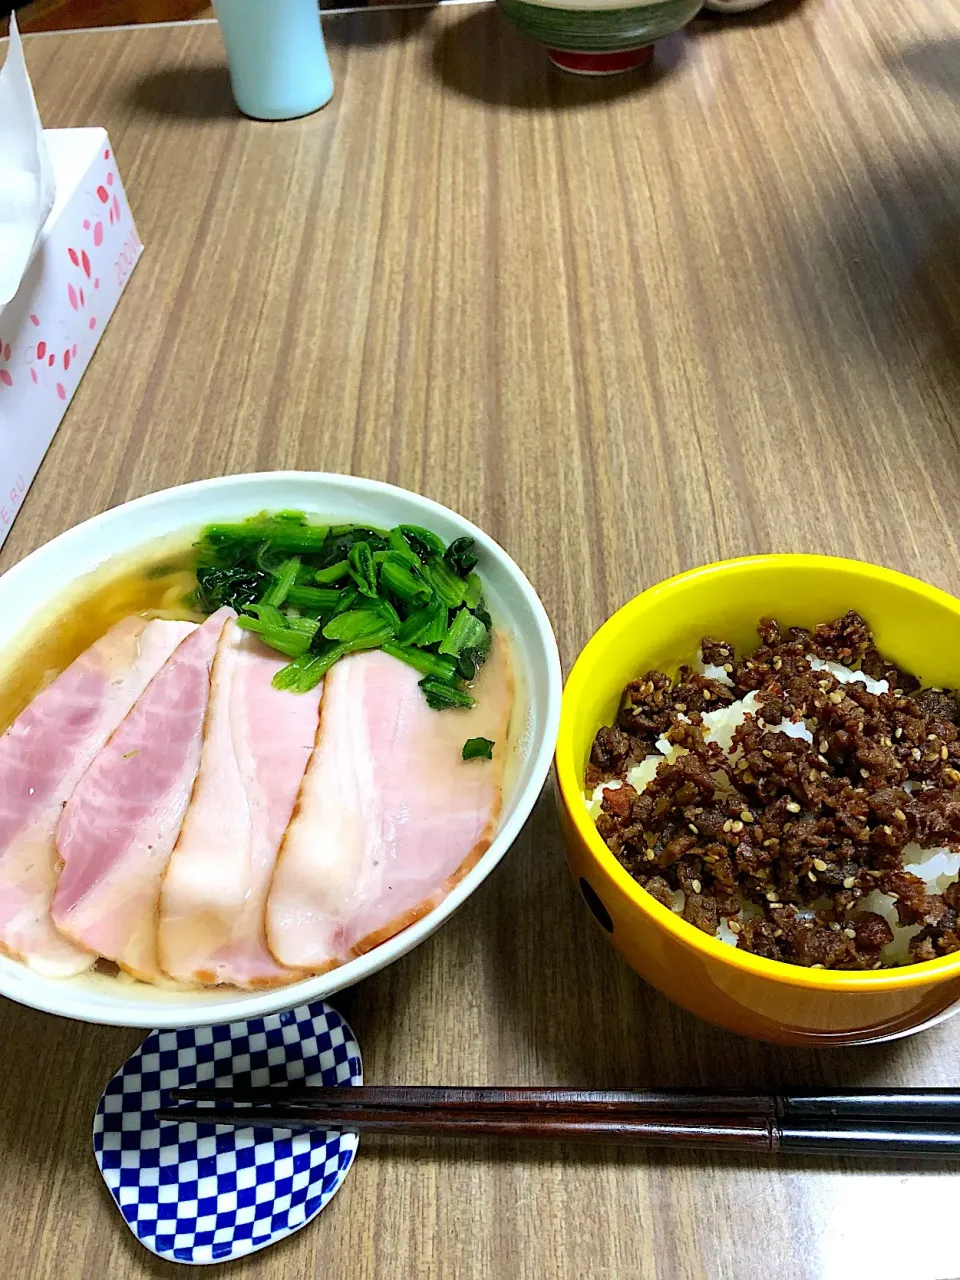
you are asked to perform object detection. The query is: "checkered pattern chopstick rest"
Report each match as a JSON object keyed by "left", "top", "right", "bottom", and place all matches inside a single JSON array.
[{"left": 93, "top": 1000, "right": 362, "bottom": 1265}]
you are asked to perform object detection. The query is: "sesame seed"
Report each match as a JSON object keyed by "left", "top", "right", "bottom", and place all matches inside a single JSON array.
[
  {"left": 691, "top": 879, "right": 702, "bottom": 894},
  {"left": 888, "top": 892, "right": 899, "bottom": 902},
  {"left": 702, "top": 689, "right": 712, "bottom": 701},
  {"left": 860, "top": 768, "right": 870, "bottom": 778},
  {"left": 740, "top": 809, "right": 754, "bottom": 823},
  {"left": 808, "top": 871, "right": 817, "bottom": 882},
  {"left": 843, "top": 876, "right": 856, "bottom": 889},
  {"left": 819, "top": 739, "right": 829, "bottom": 753},
  {"left": 773, "top": 657, "right": 783, "bottom": 670},
  {"left": 729, "top": 920, "right": 741, "bottom": 933},
  {"left": 829, "top": 691, "right": 844, "bottom": 704},
  {"left": 786, "top": 801, "right": 801, "bottom": 814},
  {"left": 723, "top": 663, "right": 733, "bottom": 673},
  {"left": 769, "top": 902, "right": 783, "bottom": 910},
  {"left": 689, "top": 824, "right": 699, "bottom": 835},
  {"left": 928, "top": 734, "right": 938, "bottom": 742},
  {"left": 894, "top": 808, "right": 907, "bottom": 822},
  {"left": 765, "top": 889, "right": 779, "bottom": 901},
  {"left": 947, "top": 769, "right": 960, "bottom": 784},
  {"left": 943, "top": 747, "right": 950, "bottom": 760},
  {"left": 813, "top": 858, "right": 828, "bottom": 871},
  {"left": 722, "top": 819, "right": 733, "bottom": 833},
  {"left": 646, "top": 851, "right": 656, "bottom": 861},
  {"left": 843, "top": 927, "right": 857, "bottom": 938},
  {"left": 912, "top": 748, "right": 922, "bottom": 761},
  {"left": 732, "top": 821, "right": 744, "bottom": 833},
  {"left": 882, "top": 825, "right": 892, "bottom": 835},
  {"left": 810, "top": 963, "right": 824, "bottom": 969},
  {"left": 830, "top": 921, "right": 841, "bottom": 933},
  {"left": 762, "top": 838, "right": 778, "bottom": 849},
  {"left": 895, "top": 727, "right": 903, "bottom": 738},
  {"left": 809, "top": 769, "right": 820, "bottom": 781}
]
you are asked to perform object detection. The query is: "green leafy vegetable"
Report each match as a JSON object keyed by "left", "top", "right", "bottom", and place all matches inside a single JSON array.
[
  {"left": 439, "top": 608, "right": 488, "bottom": 658},
  {"left": 463, "top": 572, "right": 483, "bottom": 611},
  {"left": 318, "top": 527, "right": 388, "bottom": 570},
  {"left": 381, "top": 642, "right": 459, "bottom": 682},
  {"left": 444, "top": 537, "right": 479, "bottom": 578},
  {"left": 193, "top": 565, "right": 269, "bottom": 613},
  {"left": 419, "top": 678, "right": 475, "bottom": 711},
  {"left": 322, "top": 609, "right": 396, "bottom": 644},
  {"left": 236, "top": 615, "right": 317, "bottom": 657},
  {"left": 396, "top": 595, "right": 447, "bottom": 647},
  {"left": 272, "top": 644, "right": 346, "bottom": 692},
  {"left": 396, "top": 525, "right": 446, "bottom": 561},
  {"left": 285, "top": 585, "right": 343, "bottom": 615},
  {"left": 314, "top": 559, "right": 349, "bottom": 585},
  {"left": 191, "top": 512, "right": 494, "bottom": 708},
  {"left": 462, "top": 737, "right": 494, "bottom": 761},
  {"left": 260, "top": 557, "right": 300, "bottom": 608},
  {"left": 380, "top": 552, "right": 431, "bottom": 607},
  {"left": 421, "top": 555, "right": 466, "bottom": 609},
  {"left": 202, "top": 516, "right": 329, "bottom": 554},
  {"left": 347, "top": 541, "right": 378, "bottom": 598}
]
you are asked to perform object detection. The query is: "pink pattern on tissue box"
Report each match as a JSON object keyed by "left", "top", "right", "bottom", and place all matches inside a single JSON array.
[{"left": 0, "top": 131, "right": 142, "bottom": 545}]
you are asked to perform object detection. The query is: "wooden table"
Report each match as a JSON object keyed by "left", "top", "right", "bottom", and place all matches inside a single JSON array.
[{"left": 4, "top": 3, "right": 960, "bottom": 1275}]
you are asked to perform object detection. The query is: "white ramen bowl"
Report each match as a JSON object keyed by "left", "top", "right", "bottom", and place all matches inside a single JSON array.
[{"left": 0, "top": 472, "right": 561, "bottom": 1027}]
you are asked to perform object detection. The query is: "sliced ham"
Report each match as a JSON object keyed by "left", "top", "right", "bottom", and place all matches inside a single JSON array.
[
  {"left": 52, "top": 607, "right": 233, "bottom": 981},
  {"left": 266, "top": 631, "right": 514, "bottom": 972},
  {"left": 0, "top": 616, "right": 196, "bottom": 977},
  {"left": 158, "top": 621, "right": 322, "bottom": 988}
]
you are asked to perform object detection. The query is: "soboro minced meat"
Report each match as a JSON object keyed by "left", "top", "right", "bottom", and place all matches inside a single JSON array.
[{"left": 586, "top": 612, "right": 960, "bottom": 969}]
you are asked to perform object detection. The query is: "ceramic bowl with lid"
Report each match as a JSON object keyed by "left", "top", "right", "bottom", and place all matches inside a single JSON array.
[{"left": 497, "top": 0, "right": 703, "bottom": 75}]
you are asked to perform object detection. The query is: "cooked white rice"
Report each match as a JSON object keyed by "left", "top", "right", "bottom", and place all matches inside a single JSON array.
[
  {"left": 585, "top": 651, "right": 960, "bottom": 959},
  {"left": 807, "top": 655, "right": 889, "bottom": 696}
]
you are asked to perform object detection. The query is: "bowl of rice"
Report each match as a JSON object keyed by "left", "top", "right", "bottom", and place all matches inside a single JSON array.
[{"left": 556, "top": 554, "right": 960, "bottom": 1045}]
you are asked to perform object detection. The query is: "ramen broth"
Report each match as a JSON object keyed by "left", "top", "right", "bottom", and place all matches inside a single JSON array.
[{"left": 0, "top": 533, "right": 201, "bottom": 735}]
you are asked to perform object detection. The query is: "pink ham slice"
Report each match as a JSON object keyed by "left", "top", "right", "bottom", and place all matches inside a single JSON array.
[
  {"left": 158, "top": 620, "right": 322, "bottom": 988},
  {"left": 0, "top": 616, "right": 196, "bottom": 977},
  {"left": 52, "top": 607, "right": 233, "bottom": 982},
  {"left": 266, "top": 631, "right": 514, "bottom": 972}
]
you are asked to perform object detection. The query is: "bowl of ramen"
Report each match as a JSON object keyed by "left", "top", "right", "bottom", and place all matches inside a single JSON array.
[
  {"left": 0, "top": 472, "right": 561, "bottom": 1027},
  {"left": 556, "top": 555, "right": 960, "bottom": 1045},
  {"left": 497, "top": 0, "right": 703, "bottom": 75}
]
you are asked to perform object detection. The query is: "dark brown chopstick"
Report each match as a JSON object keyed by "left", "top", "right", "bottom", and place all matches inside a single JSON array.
[
  {"left": 165, "top": 1085, "right": 960, "bottom": 1121},
  {"left": 155, "top": 1107, "right": 778, "bottom": 1150},
  {"left": 153, "top": 1088, "right": 960, "bottom": 1159}
]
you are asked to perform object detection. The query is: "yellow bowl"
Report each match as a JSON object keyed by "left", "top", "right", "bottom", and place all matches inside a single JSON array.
[{"left": 556, "top": 554, "right": 960, "bottom": 1045}]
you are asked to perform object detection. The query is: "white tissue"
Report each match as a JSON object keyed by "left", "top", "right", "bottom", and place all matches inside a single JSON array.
[{"left": 0, "top": 16, "right": 56, "bottom": 307}]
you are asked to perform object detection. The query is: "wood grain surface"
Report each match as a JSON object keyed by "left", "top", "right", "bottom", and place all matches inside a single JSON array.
[{"left": 4, "top": 2, "right": 960, "bottom": 1276}]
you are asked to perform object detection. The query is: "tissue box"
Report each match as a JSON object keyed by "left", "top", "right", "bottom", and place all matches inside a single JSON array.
[{"left": 0, "top": 126, "right": 142, "bottom": 547}]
